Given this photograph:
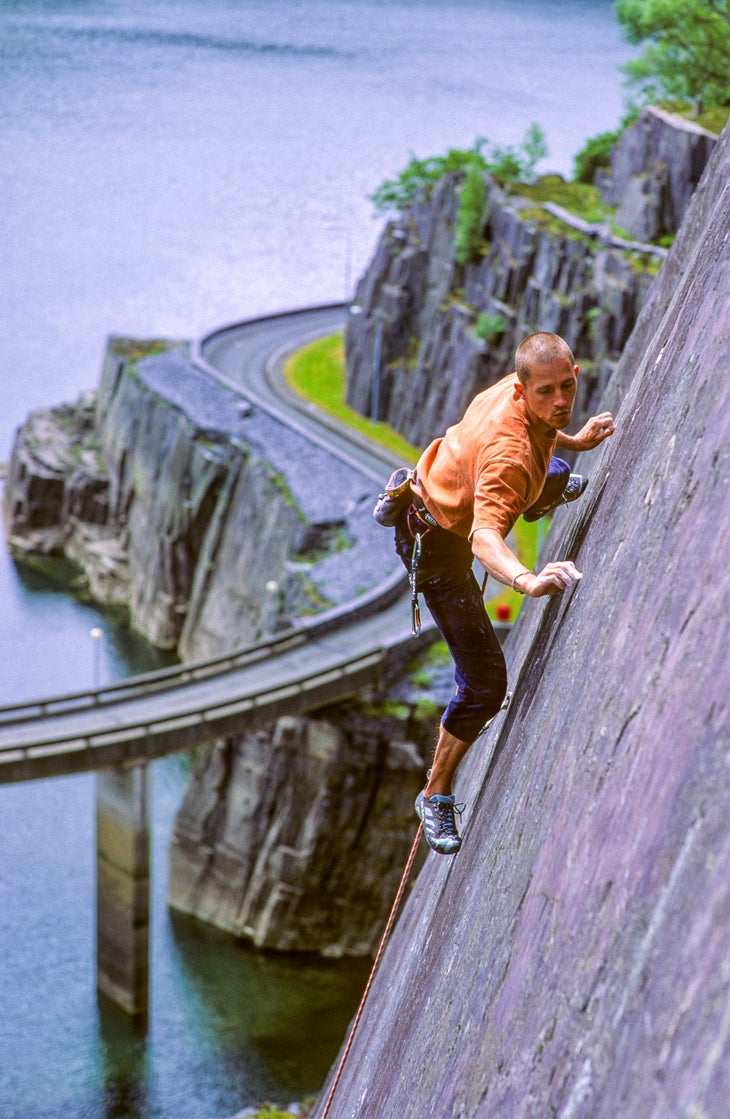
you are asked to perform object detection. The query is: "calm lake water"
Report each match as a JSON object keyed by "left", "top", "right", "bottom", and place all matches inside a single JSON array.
[{"left": 0, "top": 2, "right": 633, "bottom": 1116}]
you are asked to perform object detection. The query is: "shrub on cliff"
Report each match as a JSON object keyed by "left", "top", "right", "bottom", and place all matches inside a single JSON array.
[
  {"left": 573, "top": 129, "right": 623, "bottom": 184},
  {"left": 369, "top": 146, "right": 484, "bottom": 213},
  {"left": 485, "top": 122, "right": 548, "bottom": 185},
  {"left": 369, "top": 124, "right": 547, "bottom": 214}
]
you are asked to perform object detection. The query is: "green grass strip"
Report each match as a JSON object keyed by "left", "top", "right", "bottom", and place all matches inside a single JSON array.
[{"left": 284, "top": 333, "right": 420, "bottom": 463}]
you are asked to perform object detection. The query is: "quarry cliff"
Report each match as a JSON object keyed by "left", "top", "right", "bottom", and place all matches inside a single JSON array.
[
  {"left": 310, "top": 122, "right": 730, "bottom": 1119},
  {"left": 344, "top": 106, "right": 720, "bottom": 453}
]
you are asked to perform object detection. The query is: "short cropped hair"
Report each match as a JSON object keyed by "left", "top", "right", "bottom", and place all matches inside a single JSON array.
[{"left": 515, "top": 332, "right": 575, "bottom": 385}]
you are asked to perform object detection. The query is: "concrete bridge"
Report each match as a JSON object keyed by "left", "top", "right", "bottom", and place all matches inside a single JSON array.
[
  {"left": 0, "top": 578, "right": 419, "bottom": 785},
  {"left": 1, "top": 305, "right": 437, "bottom": 1018}
]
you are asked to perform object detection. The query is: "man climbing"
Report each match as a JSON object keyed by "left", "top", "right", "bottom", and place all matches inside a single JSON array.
[{"left": 393, "top": 332, "right": 615, "bottom": 854}]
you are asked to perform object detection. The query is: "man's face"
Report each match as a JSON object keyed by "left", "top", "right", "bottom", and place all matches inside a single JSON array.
[{"left": 516, "top": 358, "right": 579, "bottom": 432}]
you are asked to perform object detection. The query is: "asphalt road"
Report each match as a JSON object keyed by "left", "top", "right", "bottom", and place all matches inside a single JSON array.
[{"left": 197, "top": 303, "right": 404, "bottom": 481}]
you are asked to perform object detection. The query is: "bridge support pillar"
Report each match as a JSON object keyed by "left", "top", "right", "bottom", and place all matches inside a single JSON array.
[{"left": 96, "top": 764, "right": 150, "bottom": 1019}]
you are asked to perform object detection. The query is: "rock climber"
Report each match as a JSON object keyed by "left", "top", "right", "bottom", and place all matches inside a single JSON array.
[{"left": 392, "top": 331, "right": 615, "bottom": 854}]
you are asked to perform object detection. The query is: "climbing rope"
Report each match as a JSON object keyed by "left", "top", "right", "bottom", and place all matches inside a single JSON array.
[{"left": 319, "top": 821, "right": 424, "bottom": 1119}]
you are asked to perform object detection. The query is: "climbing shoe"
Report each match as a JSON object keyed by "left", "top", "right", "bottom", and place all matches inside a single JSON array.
[
  {"left": 522, "top": 474, "right": 588, "bottom": 522},
  {"left": 415, "top": 790, "right": 463, "bottom": 855}
]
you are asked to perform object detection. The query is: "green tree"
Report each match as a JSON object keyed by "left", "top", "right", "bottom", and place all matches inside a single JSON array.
[
  {"left": 615, "top": 0, "right": 730, "bottom": 110},
  {"left": 486, "top": 122, "right": 548, "bottom": 184}
]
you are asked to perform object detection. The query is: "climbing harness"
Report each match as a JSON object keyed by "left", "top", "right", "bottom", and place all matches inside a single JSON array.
[
  {"left": 409, "top": 532, "right": 422, "bottom": 636},
  {"left": 409, "top": 525, "right": 488, "bottom": 638},
  {"left": 319, "top": 821, "right": 424, "bottom": 1119}
]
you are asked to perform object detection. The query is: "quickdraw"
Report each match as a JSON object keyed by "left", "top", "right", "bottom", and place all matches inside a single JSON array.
[{"left": 409, "top": 531, "right": 422, "bottom": 636}]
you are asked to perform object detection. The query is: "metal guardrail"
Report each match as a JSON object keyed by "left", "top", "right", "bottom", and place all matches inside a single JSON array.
[
  {"left": 0, "top": 568, "right": 407, "bottom": 729},
  {"left": 0, "top": 634, "right": 419, "bottom": 784},
  {"left": 0, "top": 630, "right": 306, "bottom": 726}
]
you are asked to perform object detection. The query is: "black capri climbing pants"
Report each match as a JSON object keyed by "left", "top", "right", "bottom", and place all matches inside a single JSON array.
[{"left": 395, "top": 511, "right": 508, "bottom": 743}]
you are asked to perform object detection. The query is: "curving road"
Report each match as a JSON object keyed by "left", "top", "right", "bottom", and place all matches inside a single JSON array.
[
  {"left": 0, "top": 306, "right": 430, "bottom": 785},
  {"left": 197, "top": 303, "right": 397, "bottom": 481}
]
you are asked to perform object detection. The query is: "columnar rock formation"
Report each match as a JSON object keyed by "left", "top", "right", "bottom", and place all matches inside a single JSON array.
[
  {"left": 345, "top": 171, "right": 647, "bottom": 448},
  {"left": 310, "top": 121, "right": 730, "bottom": 1119},
  {"left": 345, "top": 175, "right": 651, "bottom": 451}
]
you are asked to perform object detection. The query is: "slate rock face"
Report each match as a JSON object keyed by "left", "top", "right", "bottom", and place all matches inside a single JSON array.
[
  {"left": 5, "top": 392, "right": 108, "bottom": 541},
  {"left": 345, "top": 108, "right": 721, "bottom": 457},
  {"left": 310, "top": 123, "right": 730, "bottom": 1119},
  {"left": 598, "top": 105, "right": 719, "bottom": 241}
]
